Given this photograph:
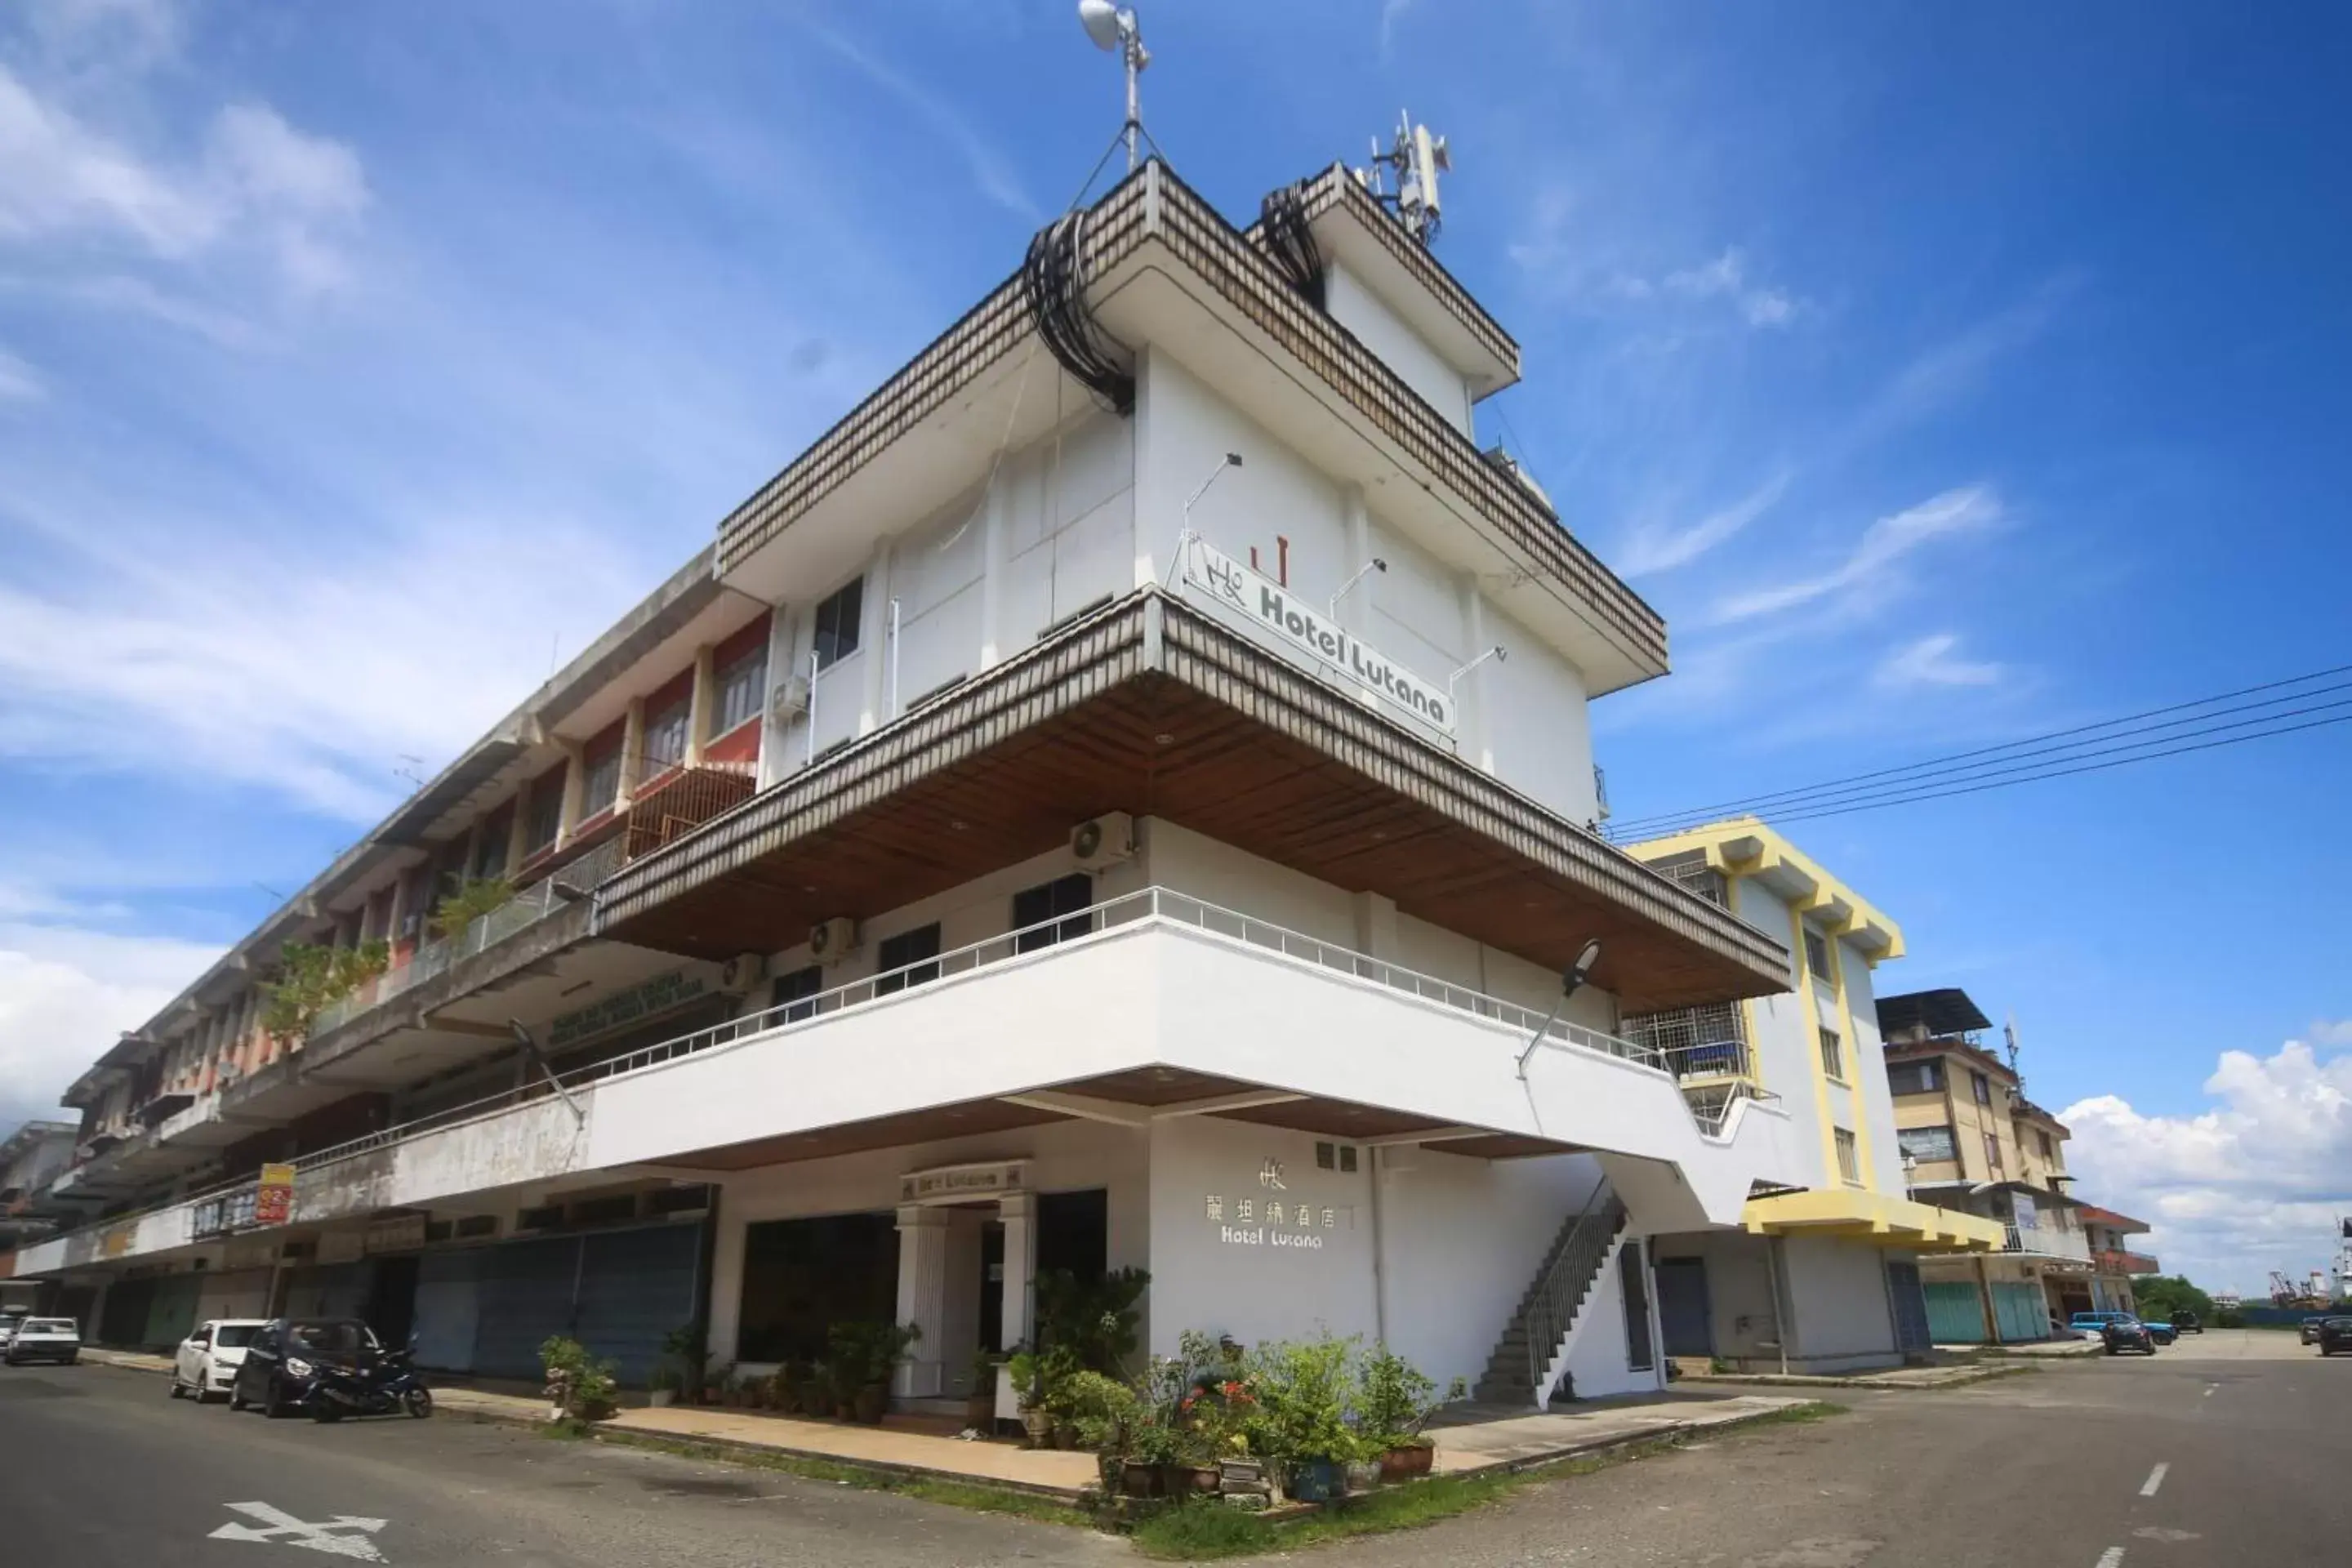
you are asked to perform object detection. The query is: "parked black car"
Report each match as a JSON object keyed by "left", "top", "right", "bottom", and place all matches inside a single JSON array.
[
  {"left": 2169, "top": 1310, "right": 2202, "bottom": 1334},
  {"left": 229, "top": 1319, "right": 386, "bottom": 1419},
  {"left": 2318, "top": 1317, "right": 2352, "bottom": 1356},
  {"left": 2101, "top": 1316, "right": 2159, "bottom": 1356}
]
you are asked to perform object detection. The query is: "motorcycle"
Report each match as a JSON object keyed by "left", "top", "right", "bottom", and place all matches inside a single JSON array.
[{"left": 308, "top": 1339, "right": 434, "bottom": 1423}]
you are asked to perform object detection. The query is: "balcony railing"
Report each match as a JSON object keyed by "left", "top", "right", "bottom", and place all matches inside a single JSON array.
[
  {"left": 33, "top": 884, "right": 1748, "bottom": 1263},
  {"left": 2002, "top": 1224, "right": 2093, "bottom": 1261},
  {"left": 1620, "top": 1000, "right": 1756, "bottom": 1130},
  {"left": 307, "top": 835, "right": 630, "bottom": 1038},
  {"left": 2096, "top": 1248, "right": 2160, "bottom": 1276}
]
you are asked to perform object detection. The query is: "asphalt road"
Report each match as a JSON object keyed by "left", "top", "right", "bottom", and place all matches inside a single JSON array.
[{"left": 0, "top": 1331, "right": 2341, "bottom": 1566}]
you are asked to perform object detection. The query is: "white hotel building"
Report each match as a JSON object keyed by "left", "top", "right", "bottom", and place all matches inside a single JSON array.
[{"left": 11, "top": 158, "right": 1998, "bottom": 1404}]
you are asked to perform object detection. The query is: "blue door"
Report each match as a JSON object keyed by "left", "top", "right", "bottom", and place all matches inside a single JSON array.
[
  {"left": 1654, "top": 1258, "right": 1714, "bottom": 1357},
  {"left": 1885, "top": 1262, "right": 1932, "bottom": 1354}
]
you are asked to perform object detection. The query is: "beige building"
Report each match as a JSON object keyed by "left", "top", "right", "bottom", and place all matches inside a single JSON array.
[{"left": 1879, "top": 989, "right": 2091, "bottom": 1340}]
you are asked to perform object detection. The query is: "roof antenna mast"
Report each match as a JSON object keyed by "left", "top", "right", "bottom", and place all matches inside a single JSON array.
[
  {"left": 1077, "top": 2, "right": 1151, "bottom": 172},
  {"left": 1355, "top": 110, "right": 1452, "bottom": 247}
]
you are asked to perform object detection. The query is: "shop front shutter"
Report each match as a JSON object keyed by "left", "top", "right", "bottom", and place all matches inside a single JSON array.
[
  {"left": 1922, "top": 1281, "right": 1986, "bottom": 1343},
  {"left": 573, "top": 1224, "right": 701, "bottom": 1387},
  {"left": 412, "top": 1248, "right": 488, "bottom": 1373},
  {"left": 472, "top": 1236, "right": 582, "bottom": 1380},
  {"left": 1653, "top": 1258, "right": 1714, "bottom": 1357},
  {"left": 282, "top": 1262, "right": 375, "bottom": 1324},
  {"left": 141, "top": 1274, "right": 204, "bottom": 1349}
]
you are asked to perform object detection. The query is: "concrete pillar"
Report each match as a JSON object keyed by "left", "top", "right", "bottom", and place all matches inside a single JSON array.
[
  {"left": 755, "top": 604, "right": 797, "bottom": 790},
  {"left": 555, "top": 741, "right": 586, "bottom": 847},
  {"left": 997, "top": 1192, "right": 1036, "bottom": 1353},
  {"left": 859, "top": 540, "right": 896, "bottom": 736},
  {"left": 1350, "top": 890, "right": 1398, "bottom": 964},
  {"left": 1975, "top": 1252, "right": 2003, "bottom": 1345},
  {"left": 894, "top": 1205, "right": 951, "bottom": 1397},
  {"left": 1341, "top": 486, "right": 1374, "bottom": 637},
  {"left": 684, "top": 644, "right": 716, "bottom": 767},
  {"left": 981, "top": 472, "right": 1010, "bottom": 669},
  {"left": 616, "top": 698, "right": 646, "bottom": 807}
]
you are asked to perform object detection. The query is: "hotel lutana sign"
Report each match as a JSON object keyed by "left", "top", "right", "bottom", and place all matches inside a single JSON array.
[{"left": 1181, "top": 540, "right": 1456, "bottom": 737}]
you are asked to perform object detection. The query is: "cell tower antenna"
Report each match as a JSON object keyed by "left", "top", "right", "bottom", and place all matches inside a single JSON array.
[{"left": 1353, "top": 111, "right": 1452, "bottom": 246}]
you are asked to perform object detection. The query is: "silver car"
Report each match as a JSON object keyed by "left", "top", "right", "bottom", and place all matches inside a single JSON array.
[{"left": 2, "top": 1316, "right": 81, "bottom": 1365}]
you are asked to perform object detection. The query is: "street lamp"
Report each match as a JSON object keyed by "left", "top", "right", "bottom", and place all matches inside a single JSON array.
[
  {"left": 1516, "top": 938, "right": 1604, "bottom": 1079},
  {"left": 1183, "top": 451, "right": 1243, "bottom": 524},
  {"left": 1330, "top": 558, "right": 1388, "bottom": 619}
]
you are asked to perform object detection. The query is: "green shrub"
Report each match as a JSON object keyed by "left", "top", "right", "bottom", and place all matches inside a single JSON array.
[
  {"left": 1131, "top": 1500, "right": 1276, "bottom": 1560},
  {"left": 540, "top": 1335, "right": 617, "bottom": 1421}
]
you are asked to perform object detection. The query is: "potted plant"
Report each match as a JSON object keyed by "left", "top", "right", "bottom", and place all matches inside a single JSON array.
[
  {"left": 1006, "top": 1349, "right": 1053, "bottom": 1447},
  {"left": 828, "top": 1320, "right": 920, "bottom": 1424},
  {"left": 1246, "top": 1333, "right": 1360, "bottom": 1502},
  {"left": 539, "top": 1336, "right": 618, "bottom": 1424},
  {"left": 648, "top": 1366, "right": 679, "bottom": 1408},
  {"left": 965, "top": 1350, "right": 1001, "bottom": 1432},
  {"left": 1356, "top": 1347, "right": 1458, "bottom": 1481}
]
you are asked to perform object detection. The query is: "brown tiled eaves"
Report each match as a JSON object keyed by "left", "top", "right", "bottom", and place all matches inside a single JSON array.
[
  {"left": 710, "top": 162, "right": 1664, "bottom": 677},
  {"left": 1281, "top": 163, "right": 1519, "bottom": 381}
]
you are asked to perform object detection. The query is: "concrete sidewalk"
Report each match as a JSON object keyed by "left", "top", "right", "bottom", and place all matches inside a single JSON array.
[
  {"left": 1425, "top": 1392, "right": 1819, "bottom": 1474},
  {"left": 1677, "top": 1361, "right": 2035, "bottom": 1389}
]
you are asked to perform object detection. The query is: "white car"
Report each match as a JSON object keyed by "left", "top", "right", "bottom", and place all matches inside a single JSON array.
[
  {"left": 2, "top": 1317, "right": 81, "bottom": 1365},
  {"left": 172, "top": 1318, "right": 266, "bottom": 1402},
  {"left": 0, "top": 1314, "right": 25, "bottom": 1352}
]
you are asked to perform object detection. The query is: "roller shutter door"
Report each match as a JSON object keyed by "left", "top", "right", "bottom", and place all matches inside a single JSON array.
[
  {"left": 412, "top": 1249, "right": 487, "bottom": 1374},
  {"left": 194, "top": 1268, "right": 274, "bottom": 1325},
  {"left": 281, "top": 1262, "right": 373, "bottom": 1324},
  {"left": 1885, "top": 1261, "right": 1933, "bottom": 1355},
  {"left": 140, "top": 1274, "right": 203, "bottom": 1349},
  {"left": 1922, "top": 1281, "right": 1986, "bottom": 1343},
  {"left": 574, "top": 1225, "right": 700, "bottom": 1387},
  {"left": 471, "top": 1236, "right": 581, "bottom": 1380}
]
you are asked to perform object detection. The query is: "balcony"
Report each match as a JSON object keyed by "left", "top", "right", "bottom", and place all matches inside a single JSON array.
[
  {"left": 15, "top": 885, "right": 1802, "bottom": 1276},
  {"left": 2002, "top": 1223, "right": 2093, "bottom": 1263},
  {"left": 1621, "top": 1000, "right": 1756, "bottom": 1130},
  {"left": 2096, "top": 1248, "right": 2160, "bottom": 1276}
]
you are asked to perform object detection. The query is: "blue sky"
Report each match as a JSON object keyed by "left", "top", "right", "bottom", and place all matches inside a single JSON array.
[{"left": 2, "top": 0, "right": 2345, "bottom": 1290}]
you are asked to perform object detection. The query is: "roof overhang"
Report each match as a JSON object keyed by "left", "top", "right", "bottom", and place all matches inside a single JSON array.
[
  {"left": 594, "top": 590, "right": 1787, "bottom": 1012},
  {"left": 711, "top": 159, "right": 1664, "bottom": 697},
  {"left": 1743, "top": 1187, "right": 2007, "bottom": 1253},
  {"left": 1632, "top": 817, "right": 1904, "bottom": 962}
]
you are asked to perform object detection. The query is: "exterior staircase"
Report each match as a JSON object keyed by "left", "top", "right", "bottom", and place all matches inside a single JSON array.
[{"left": 1472, "top": 1183, "right": 1628, "bottom": 1407}]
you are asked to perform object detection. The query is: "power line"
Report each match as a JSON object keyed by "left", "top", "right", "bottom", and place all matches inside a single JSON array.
[{"left": 1607, "top": 661, "right": 2352, "bottom": 838}]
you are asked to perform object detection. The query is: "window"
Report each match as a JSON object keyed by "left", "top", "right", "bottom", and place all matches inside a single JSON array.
[
  {"left": 716, "top": 642, "right": 768, "bottom": 735},
  {"left": 1834, "top": 1128, "right": 1861, "bottom": 1183},
  {"left": 581, "top": 746, "right": 621, "bottom": 817},
  {"left": 1012, "top": 873, "right": 1094, "bottom": 953},
  {"left": 1971, "top": 1070, "right": 1993, "bottom": 1107},
  {"left": 1983, "top": 1131, "right": 2003, "bottom": 1173},
  {"left": 1898, "top": 1125, "right": 1957, "bottom": 1165},
  {"left": 769, "top": 964, "right": 822, "bottom": 1023},
  {"left": 1802, "top": 929, "right": 1831, "bottom": 982},
  {"left": 643, "top": 694, "right": 691, "bottom": 772},
  {"left": 470, "top": 809, "right": 511, "bottom": 880},
  {"left": 1887, "top": 1058, "right": 1944, "bottom": 1095},
  {"left": 523, "top": 778, "right": 563, "bottom": 858},
  {"left": 813, "top": 577, "right": 864, "bottom": 671},
  {"left": 1818, "top": 1027, "right": 1845, "bottom": 1080},
  {"left": 875, "top": 923, "right": 941, "bottom": 994},
  {"left": 2036, "top": 1130, "right": 2055, "bottom": 1163}
]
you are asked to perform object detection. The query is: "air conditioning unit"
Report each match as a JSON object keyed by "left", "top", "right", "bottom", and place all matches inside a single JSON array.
[
  {"left": 716, "top": 951, "right": 768, "bottom": 996},
  {"left": 808, "top": 916, "right": 860, "bottom": 964},
  {"left": 1070, "top": 811, "right": 1137, "bottom": 871},
  {"left": 771, "top": 675, "right": 812, "bottom": 720}
]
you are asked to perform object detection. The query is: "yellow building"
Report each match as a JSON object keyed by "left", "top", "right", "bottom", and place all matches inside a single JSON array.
[{"left": 1627, "top": 820, "right": 2004, "bottom": 1373}]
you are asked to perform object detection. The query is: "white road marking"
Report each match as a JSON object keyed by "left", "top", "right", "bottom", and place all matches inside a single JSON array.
[
  {"left": 209, "top": 1501, "right": 389, "bottom": 1561},
  {"left": 2139, "top": 1462, "right": 2169, "bottom": 1497},
  {"left": 2096, "top": 1548, "right": 2127, "bottom": 1568},
  {"left": 2203, "top": 1383, "right": 2216, "bottom": 1397}
]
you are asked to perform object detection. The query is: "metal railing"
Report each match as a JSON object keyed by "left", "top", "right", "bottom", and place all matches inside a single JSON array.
[
  {"left": 32, "top": 884, "right": 1731, "bottom": 1259},
  {"left": 306, "top": 836, "right": 629, "bottom": 1039},
  {"left": 1522, "top": 1182, "right": 1628, "bottom": 1403}
]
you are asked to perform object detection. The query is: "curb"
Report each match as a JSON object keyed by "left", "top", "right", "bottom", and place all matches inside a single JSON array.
[
  {"left": 1676, "top": 1364, "right": 2034, "bottom": 1391},
  {"left": 1454, "top": 1401, "right": 1842, "bottom": 1479}
]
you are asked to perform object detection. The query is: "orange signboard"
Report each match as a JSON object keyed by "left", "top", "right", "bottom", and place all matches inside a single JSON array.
[{"left": 255, "top": 1162, "right": 296, "bottom": 1227}]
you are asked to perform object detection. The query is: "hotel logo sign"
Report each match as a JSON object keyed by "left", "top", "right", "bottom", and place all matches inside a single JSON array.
[{"left": 1182, "top": 541, "right": 1455, "bottom": 737}]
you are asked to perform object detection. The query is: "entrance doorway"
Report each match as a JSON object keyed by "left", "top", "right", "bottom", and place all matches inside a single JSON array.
[
  {"left": 978, "top": 1223, "right": 1004, "bottom": 1353},
  {"left": 1654, "top": 1258, "right": 1713, "bottom": 1357},
  {"left": 1036, "top": 1188, "right": 1107, "bottom": 1281}
]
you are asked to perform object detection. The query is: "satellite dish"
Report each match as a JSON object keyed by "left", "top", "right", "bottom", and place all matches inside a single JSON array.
[{"left": 1078, "top": 0, "right": 1124, "bottom": 51}]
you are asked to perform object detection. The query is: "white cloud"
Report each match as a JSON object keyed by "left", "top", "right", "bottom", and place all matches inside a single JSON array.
[
  {"left": 1708, "top": 483, "right": 2002, "bottom": 625},
  {"left": 802, "top": 24, "right": 1036, "bottom": 220},
  {"left": 0, "top": 909, "right": 219, "bottom": 1122},
  {"left": 0, "top": 49, "right": 368, "bottom": 307},
  {"left": 2062, "top": 1035, "right": 2352, "bottom": 1294},
  {"left": 1379, "top": 0, "right": 1418, "bottom": 56},
  {"left": 0, "top": 501, "right": 646, "bottom": 822},
  {"left": 1616, "top": 470, "right": 1789, "bottom": 577},
  {"left": 2310, "top": 1018, "right": 2352, "bottom": 1048},
  {"left": 0, "top": 342, "right": 41, "bottom": 400},
  {"left": 1874, "top": 632, "right": 2002, "bottom": 690},
  {"left": 1657, "top": 248, "right": 1799, "bottom": 329}
]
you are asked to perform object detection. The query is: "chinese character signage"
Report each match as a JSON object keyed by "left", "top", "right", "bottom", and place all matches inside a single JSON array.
[{"left": 1207, "top": 1155, "right": 1352, "bottom": 1254}]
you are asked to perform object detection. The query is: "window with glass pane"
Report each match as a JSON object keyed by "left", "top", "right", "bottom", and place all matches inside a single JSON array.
[
  {"left": 1983, "top": 1131, "right": 2003, "bottom": 1171},
  {"left": 875, "top": 923, "right": 941, "bottom": 994},
  {"left": 1898, "top": 1125, "right": 1957, "bottom": 1164},
  {"left": 1818, "top": 1027, "right": 1844, "bottom": 1080},
  {"left": 1012, "top": 873, "right": 1094, "bottom": 952},
  {"left": 581, "top": 746, "right": 621, "bottom": 816},
  {"left": 769, "top": 964, "right": 822, "bottom": 1023},
  {"left": 716, "top": 642, "right": 768, "bottom": 734},
  {"left": 1802, "top": 929, "right": 1831, "bottom": 982},
  {"left": 1971, "top": 1070, "right": 1993, "bottom": 1106},
  {"left": 471, "top": 811, "right": 511, "bottom": 880},
  {"left": 1834, "top": 1128, "right": 1860, "bottom": 1183},
  {"left": 813, "top": 578, "right": 863, "bottom": 671},
  {"left": 523, "top": 779, "right": 562, "bottom": 857},
  {"left": 643, "top": 697, "right": 690, "bottom": 771}
]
